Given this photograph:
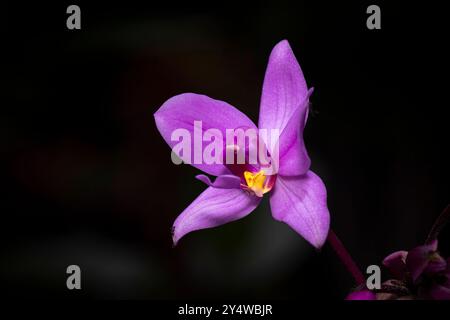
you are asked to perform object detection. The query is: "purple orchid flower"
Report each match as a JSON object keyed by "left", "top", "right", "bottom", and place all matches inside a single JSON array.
[
  {"left": 154, "top": 40, "right": 330, "bottom": 248},
  {"left": 384, "top": 240, "right": 447, "bottom": 283},
  {"left": 382, "top": 240, "right": 450, "bottom": 300},
  {"left": 347, "top": 242, "right": 449, "bottom": 300},
  {"left": 347, "top": 206, "right": 450, "bottom": 300}
]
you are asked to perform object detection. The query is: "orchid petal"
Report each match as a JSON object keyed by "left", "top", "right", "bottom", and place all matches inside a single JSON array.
[
  {"left": 345, "top": 290, "right": 377, "bottom": 300},
  {"left": 383, "top": 250, "right": 408, "bottom": 279},
  {"left": 406, "top": 240, "right": 445, "bottom": 283},
  {"left": 155, "top": 93, "right": 257, "bottom": 176},
  {"left": 276, "top": 91, "right": 313, "bottom": 175},
  {"left": 258, "top": 40, "right": 309, "bottom": 132},
  {"left": 195, "top": 174, "right": 241, "bottom": 189},
  {"left": 425, "top": 255, "right": 447, "bottom": 274},
  {"left": 420, "top": 263, "right": 450, "bottom": 300},
  {"left": 258, "top": 40, "right": 311, "bottom": 175},
  {"left": 172, "top": 187, "right": 261, "bottom": 245},
  {"left": 269, "top": 171, "right": 330, "bottom": 248},
  {"left": 426, "top": 284, "right": 450, "bottom": 300}
]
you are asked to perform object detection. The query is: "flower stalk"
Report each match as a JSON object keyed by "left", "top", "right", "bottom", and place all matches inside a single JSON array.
[
  {"left": 327, "top": 229, "right": 365, "bottom": 285},
  {"left": 426, "top": 205, "right": 450, "bottom": 244}
]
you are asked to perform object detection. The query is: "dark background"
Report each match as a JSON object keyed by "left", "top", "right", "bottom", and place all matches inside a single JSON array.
[{"left": 3, "top": 1, "right": 449, "bottom": 299}]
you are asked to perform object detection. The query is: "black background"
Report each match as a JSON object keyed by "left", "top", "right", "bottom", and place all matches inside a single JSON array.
[{"left": 3, "top": 1, "right": 449, "bottom": 299}]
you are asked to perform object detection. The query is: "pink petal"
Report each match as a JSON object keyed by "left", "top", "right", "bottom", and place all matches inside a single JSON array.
[
  {"left": 383, "top": 250, "right": 408, "bottom": 279},
  {"left": 155, "top": 93, "right": 257, "bottom": 176},
  {"left": 427, "top": 284, "right": 450, "bottom": 300},
  {"left": 195, "top": 174, "right": 241, "bottom": 189},
  {"left": 276, "top": 93, "right": 312, "bottom": 176},
  {"left": 172, "top": 187, "right": 261, "bottom": 245},
  {"left": 269, "top": 171, "right": 330, "bottom": 248},
  {"left": 258, "top": 40, "right": 311, "bottom": 175},
  {"left": 406, "top": 239, "right": 444, "bottom": 283},
  {"left": 345, "top": 290, "right": 377, "bottom": 300}
]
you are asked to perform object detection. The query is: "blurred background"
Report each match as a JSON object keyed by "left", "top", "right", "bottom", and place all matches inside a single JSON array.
[{"left": 3, "top": 1, "right": 449, "bottom": 299}]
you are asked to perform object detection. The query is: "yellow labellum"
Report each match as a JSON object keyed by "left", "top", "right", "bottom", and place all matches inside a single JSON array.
[{"left": 243, "top": 170, "right": 273, "bottom": 197}]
